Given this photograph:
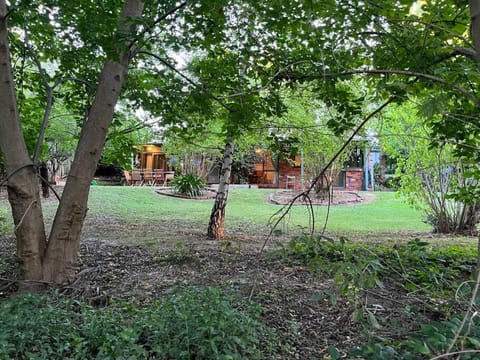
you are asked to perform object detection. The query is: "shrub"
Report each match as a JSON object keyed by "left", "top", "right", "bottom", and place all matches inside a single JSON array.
[
  {"left": 283, "top": 235, "right": 476, "bottom": 323},
  {"left": 0, "top": 287, "right": 277, "bottom": 359},
  {"left": 283, "top": 236, "right": 480, "bottom": 358},
  {"left": 171, "top": 173, "right": 206, "bottom": 197},
  {"left": 351, "top": 315, "right": 480, "bottom": 359}
]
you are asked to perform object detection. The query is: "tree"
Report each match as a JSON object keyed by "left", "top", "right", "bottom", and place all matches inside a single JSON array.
[
  {"left": 0, "top": 0, "right": 145, "bottom": 284},
  {"left": 2, "top": 0, "right": 305, "bottom": 281}
]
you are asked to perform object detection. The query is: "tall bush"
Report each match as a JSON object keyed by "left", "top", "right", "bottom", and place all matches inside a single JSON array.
[{"left": 380, "top": 103, "right": 480, "bottom": 233}]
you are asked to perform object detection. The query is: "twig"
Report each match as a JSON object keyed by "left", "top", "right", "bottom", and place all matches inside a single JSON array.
[
  {"left": 36, "top": 172, "right": 61, "bottom": 201},
  {"left": 0, "top": 281, "right": 15, "bottom": 292},
  {"left": 248, "top": 96, "right": 396, "bottom": 300},
  {"left": 267, "top": 95, "right": 397, "bottom": 243},
  {"left": 14, "top": 200, "right": 36, "bottom": 234},
  {"left": 363, "top": 288, "right": 408, "bottom": 307},
  {"left": 429, "top": 350, "right": 480, "bottom": 360},
  {"left": 0, "top": 164, "right": 35, "bottom": 187},
  {"left": 0, "top": 276, "right": 51, "bottom": 285}
]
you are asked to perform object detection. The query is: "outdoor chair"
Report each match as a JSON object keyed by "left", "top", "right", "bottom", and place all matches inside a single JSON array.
[
  {"left": 123, "top": 170, "right": 132, "bottom": 186},
  {"left": 163, "top": 172, "right": 174, "bottom": 186},
  {"left": 285, "top": 175, "right": 296, "bottom": 190},
  {"left": 143, "top": 169, "right": 154, "bottom": 185},
  {"left": 152, "top": 169, "right": 164, "bottom": 186},
  {"left": 131, "top": 170, "right": 143, "bottom": 185}
]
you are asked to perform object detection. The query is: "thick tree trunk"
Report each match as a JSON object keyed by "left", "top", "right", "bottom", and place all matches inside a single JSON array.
[
  {"left": 207, "top": 138, "right": 235, "bottom": 239},
  {"left": 0, "top": 0, "right": 47, "bottom": 282},
  {"left": 42, "top": 0, "right": 144, "bottom": 284},
  {"left": 469, "top": 0, "right": 480, "bottom": 61}
]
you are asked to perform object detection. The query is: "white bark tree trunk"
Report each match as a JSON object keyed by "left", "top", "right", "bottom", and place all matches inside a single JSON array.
[{"left": 207, "top": 138, "right": 235, "bottom": 239}]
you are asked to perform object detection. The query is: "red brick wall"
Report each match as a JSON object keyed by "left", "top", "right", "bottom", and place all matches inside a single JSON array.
[
  {"left": 345, "top": 168, "right": 363, "bottom": 191},
  {"left": 278, "top": 160, "right": 302, "bottom": 189}
]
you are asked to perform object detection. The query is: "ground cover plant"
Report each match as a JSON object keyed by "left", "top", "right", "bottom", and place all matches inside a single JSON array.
[
  {"left": 0, "top": 187, "right": 478, "bottom": 358},
  {"left": 0, "top": 288, "right": 277, "bottom": 359},
  {"left": 171, "top": 173, "right": 207, "bottom": 197},
  {"left": 282, "top": 235, "right": 480, "bottom": 359}
]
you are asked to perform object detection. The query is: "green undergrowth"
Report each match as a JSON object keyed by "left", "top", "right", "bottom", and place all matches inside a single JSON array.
[
  {"left": 0, "top": 207, "right": 10, "bottom": 235},
  {"left": 0, "top": 287, "right": 279, "bottom": 359},
  {"left": 351, "top": 315, "right": 480, "bottom": 359},
  {"left": 284, "top": 235, "right": 476, "bottom": 301},
  {"left": 281, "top": 235, "right": 479, "bottom": 359}
]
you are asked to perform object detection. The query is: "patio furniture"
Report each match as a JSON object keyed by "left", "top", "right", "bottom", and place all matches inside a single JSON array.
[
  {"left": 123, "top": 170, "right": 132, "bottom": 186},
  {"left": 163, "top": 172, "right": 174, "bottom": 186},
  {"left": 152, "top": 169, "right": 164, "bottom": 185},
  {"left": 285, "top": 175, "right": 296, "bottom": 190},
  {"left": 143, "top": 169, "right": 154, "bottom": 185},
  {"left": 131, "top": 170, "right": 143, "bottom": 185}
]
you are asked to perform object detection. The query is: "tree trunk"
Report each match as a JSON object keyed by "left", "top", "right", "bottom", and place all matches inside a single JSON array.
[
  {"left": 0, "top": 0, "right": 144, "bottom": 285},
  {"left": 207, "top": 138, "right": 235, "bottom": 239},
  {"left": 39, "top": 163, "right": 49, "bottom": 198},
  {"left": 0, "top": 0, "right": 47, "bottom": 282},
  {"left": 42, "top": 0, "right": 144, "bottom": 284},
  {"left": 470, "top": 0, "right": 480, "bottom": 62}
]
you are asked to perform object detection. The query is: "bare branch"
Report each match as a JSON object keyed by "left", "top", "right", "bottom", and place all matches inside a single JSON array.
[
  {"left": 137, "top": 49, "right": 198, "bottom": 87},
  {"left": 261, "top": 95, "right": 397, "bottom": 255},
  {"left": 130, "top": 1, "right": 187, "bottom": 49}
]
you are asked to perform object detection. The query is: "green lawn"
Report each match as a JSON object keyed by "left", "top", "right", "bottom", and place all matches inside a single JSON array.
[
  {"left": 0, "top": 186, "right": 457, "bottom": 239},
  {"left": 81, "top": 187, "right": 431, "bottom": 236}
]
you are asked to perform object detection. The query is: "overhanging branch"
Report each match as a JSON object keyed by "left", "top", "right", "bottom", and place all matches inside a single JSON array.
[{"left": 291, "top": 68, "right": 480, "bottom": 108}]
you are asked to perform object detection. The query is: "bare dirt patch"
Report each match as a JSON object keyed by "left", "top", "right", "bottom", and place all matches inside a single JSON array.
[
  {"left": 0, "top": 229, "right": 433, "bottom": 359},
  {"left": 269, "top": 190, "right": 376, "bottom": 206}
]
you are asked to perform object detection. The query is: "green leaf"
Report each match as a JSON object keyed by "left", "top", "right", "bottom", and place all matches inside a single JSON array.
[{"left": 328, "top": 345, "right": 340, "bottom": 359}]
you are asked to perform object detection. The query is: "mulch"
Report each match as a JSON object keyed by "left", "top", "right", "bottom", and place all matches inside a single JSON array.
[
  {"left": 0, "top": 188, "right": 436, "bottom": 358},
  {"left": 155, "top": 188, "right": 217, "bottom": 200},
  {"left": 0, "top": 231, "right": 434, "bottom": 359},
  {"left": 269, "top": 190, "right": 377, "bottom": 206}
]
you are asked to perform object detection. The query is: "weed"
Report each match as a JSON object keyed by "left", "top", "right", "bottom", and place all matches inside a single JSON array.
[
  {"left": 219, "top": 239, "right": 242, "bottom": 253},
  {"left": 351, "top": 315, "right": 480, "bottom": 359},
  {"left": 283, "top": 235, "right": 479, "bottom": 357},
  {"left": 163, "top": 241, "right": 192, "bottom": 263}
]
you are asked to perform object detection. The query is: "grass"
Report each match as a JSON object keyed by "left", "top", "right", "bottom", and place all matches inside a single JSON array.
[
  {"left": 85, "top": 187, "right": 432, "bottom": 236},
  {"left": 3, "top": 186, "right": 475, "bottom": 243}
]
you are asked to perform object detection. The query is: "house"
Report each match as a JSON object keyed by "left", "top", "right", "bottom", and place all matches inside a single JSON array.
[
  {"left": 248, "top": 151, "right": 303, "bottom": 190},
  {"left": 128, "top": 143, "right": 175, "bottom": 185},
  {"left": 133, "top": 143, "right": 170, "bottom": 171},
  {"left": 247, "top": 141, "right": 384, "bottom": 191},
  {"left": 134, "top": 138, "right": 385, "bottom": 191}
]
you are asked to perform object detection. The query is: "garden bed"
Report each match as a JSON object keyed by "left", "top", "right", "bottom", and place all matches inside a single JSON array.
[{"left": 155, "top": 188, "right": 217, "bottom": 200}]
